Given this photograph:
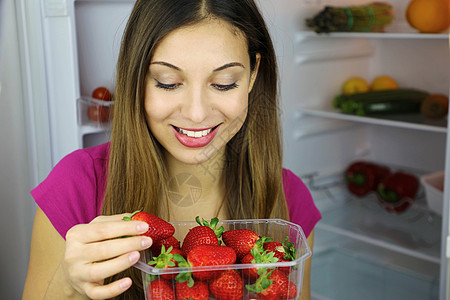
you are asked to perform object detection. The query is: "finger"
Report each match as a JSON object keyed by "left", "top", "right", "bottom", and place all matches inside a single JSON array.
[
  {"left": 84, "top": 235, "right": 152, "bottom": 263},
  {"left": 91, "top": 213, "right": 132, "bottom": 224},
  {"left": 78, "top": 251, "right": 141, "bottom": 283},
  {"left": 84, "top": 277, "right": 132, "bottom": 300},
  {"left": 67, "top": 220, "right": 149, "bottom": 244}
]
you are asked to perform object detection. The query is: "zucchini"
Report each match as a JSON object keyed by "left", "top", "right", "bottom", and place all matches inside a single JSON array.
[{"left": 333, "top": 89, "right": 429, "bottom": 115}]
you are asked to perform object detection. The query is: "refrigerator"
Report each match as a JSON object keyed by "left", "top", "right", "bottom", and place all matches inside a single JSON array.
[{"left": 15, "top": 0, "right": 449, "bottom": 299}]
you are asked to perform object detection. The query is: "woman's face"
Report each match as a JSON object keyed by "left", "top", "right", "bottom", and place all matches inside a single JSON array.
[{"left": 145, "top": 19, "right": 259, "bottom": 165}]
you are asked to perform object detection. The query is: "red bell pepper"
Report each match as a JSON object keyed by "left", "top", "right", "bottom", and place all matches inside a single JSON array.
[
  {"left": 377, "top": 171, "right": 419, "bottom": 213},
  {"left": 345, "top": 161, "right": 391, "bottom": 197}
]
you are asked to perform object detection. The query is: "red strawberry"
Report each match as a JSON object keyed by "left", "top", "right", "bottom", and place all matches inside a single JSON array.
[
  {"left": 176, "top": 245, "right": 236, "bottom": 282},
  {"left": 175, "top": 280, "right": 209, "bottom": 300},
  {"left": 263, "top": 242, "right": 284, "bottom": 260},
  {"left": 222, "top": 229, "right": 261, "bottom": 260},
  {"left": 123, "top": 210, "right": 175, "bottom": 242},
  {"left": 263, "top": 237, "right": 296, "bottom": 275},
  {"left": 151, "top": 236, "right": 181, "bottom": 257},
  {"left": 147, "top": 278, "right": 175, "bottom": 300},
  {"left": 181, "top": 216, "right": 224, "bottom": 257},
  {"left": 241, "top": 248, "right": 278, "bottom": 280},
  {"left": 263, "top": 237, "right": 296, "bottom": 261},
  {"left": 281, "top": 280, "right": 298, "bottom": 299},
  {"left": 148, "top": 246, "right": 183, "bottom": 280},
  {"left": 247, "top": 269, "right": 296, "bottom": 300},
  {"left": 209, "top": 269, "right": 244, "bottom": 300}
]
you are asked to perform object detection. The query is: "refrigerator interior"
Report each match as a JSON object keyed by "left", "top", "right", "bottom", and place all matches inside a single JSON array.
[
  {"left": 71, "top": 0, "right": 449, "bottom": 299},
  {"left": 277, "top": 0, "right": 449, "bottom": 299}
]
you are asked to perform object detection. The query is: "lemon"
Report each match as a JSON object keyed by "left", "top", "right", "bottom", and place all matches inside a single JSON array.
[
  {"left": 342, "top": 77, "right": 370, "bottom": 95},
  {"left": 371, "top": 75, "right": 398, "bottom": 91}
]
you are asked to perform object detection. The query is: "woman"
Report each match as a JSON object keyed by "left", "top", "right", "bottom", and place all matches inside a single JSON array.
[{"left": 23, "top": 0, "right": 321, "bottom": 299}]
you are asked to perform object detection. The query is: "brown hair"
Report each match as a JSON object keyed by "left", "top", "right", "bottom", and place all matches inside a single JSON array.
[{"left": 102, "top": 0, "right": 288, "bottom": 298}]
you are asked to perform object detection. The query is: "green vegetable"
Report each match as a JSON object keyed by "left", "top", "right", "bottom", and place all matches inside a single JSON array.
[
  {"left": 306, "top": 2, "right": 394, "bottom": 33},
  {"left": 334, "top": 89, "right": 430, "bottom": 115}
]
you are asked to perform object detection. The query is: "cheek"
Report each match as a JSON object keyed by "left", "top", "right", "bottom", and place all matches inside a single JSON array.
[
  {"left": 223, "top": 91, "right": 249, "bottom": 119},
  {"left": 144, "top": 90, "right": 173, "bottom": 122}
]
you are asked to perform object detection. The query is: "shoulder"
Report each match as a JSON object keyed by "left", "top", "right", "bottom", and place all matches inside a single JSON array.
[
  {"left": 54, "top": 142, "right": 109, "bottom": 170},
  {"left": 30, "top": 142, "right": 110, "bottom": 238},
  {"left": 282, "top": 168, "right": 321, "bottom": 237}
]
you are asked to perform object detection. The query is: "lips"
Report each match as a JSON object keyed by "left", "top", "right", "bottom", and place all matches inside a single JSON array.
[{"left": 171, "top": 124, "right": 220, "bottom": 148}]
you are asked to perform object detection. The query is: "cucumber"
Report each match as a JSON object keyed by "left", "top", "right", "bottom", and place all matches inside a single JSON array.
[{"left": 334, "top": 89, "right": 429, "bottom": 115}]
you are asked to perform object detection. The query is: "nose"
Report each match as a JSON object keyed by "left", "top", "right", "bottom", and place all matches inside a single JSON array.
[{"left": 181, "top": 85, "right": 210, "bottom": 123}]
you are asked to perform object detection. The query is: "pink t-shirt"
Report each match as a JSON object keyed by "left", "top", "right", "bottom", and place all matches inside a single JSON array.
[{"left": 31, "top": 143, "right": 321, "bottom": 239}]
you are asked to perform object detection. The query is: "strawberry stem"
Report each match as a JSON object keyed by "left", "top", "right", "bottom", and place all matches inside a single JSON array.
[{"left": 122, "top": 209, "right": 142, "bottom": 221}]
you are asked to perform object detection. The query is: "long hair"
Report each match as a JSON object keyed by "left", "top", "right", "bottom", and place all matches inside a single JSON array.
[{"left": 102, "top": 0, "right": 288, "bottom": 298}]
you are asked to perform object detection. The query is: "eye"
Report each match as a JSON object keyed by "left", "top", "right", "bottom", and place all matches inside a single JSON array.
[
  {"left": 155, "top": 80, "right": 181, "bottom": 91},
  {"left": 212, "top": 82, "right": 239, "bottom": 91}
]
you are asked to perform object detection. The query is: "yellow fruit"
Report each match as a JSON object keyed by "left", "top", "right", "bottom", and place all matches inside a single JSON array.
[
  {"left": 406, "top": 0, "right": 450, "bottom": 33},
  {"left": 371, "top": 75, "right": 399, "bottom": 91},
  {"left": 342, "top": 77, "right": 370, "bottom": 95}
]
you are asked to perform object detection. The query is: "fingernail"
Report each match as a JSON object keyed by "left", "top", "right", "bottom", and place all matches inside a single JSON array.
[
  {"left": 142, "top": 237, "right": 152, "bottom": 248},
  {"left": 129, "top": 251, "right": 140, "bottom": 263},
  {"left": 137, "top": 222, "right": 149, "bottom": 233},
  {"left": 120, "top": 278, "right": 132, "bottom": 290}
]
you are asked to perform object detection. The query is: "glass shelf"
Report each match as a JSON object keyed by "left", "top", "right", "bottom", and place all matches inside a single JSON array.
[
  {"left": 303, "top": 172, "right": 442, "bottom": 264},
  {"left": 297, "top": 107, "right": 447, "bottom": 134},
  {"left": 311, "top": 231, "right": 440, "bottom": 300},
  {"left": 297, "top": 26, "right": 449, "bottom": 40}
]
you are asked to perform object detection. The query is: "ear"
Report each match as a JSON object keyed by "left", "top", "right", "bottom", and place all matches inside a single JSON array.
[{"left": 248, "top": 53, "right": 261, "bottom": 93}]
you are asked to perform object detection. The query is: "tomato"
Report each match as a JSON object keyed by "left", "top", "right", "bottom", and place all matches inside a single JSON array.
[
  {"left": 92, "top": 87, "right": 112, "bottom": 101},
  {"left": 87, "top": 105, "right": 111, "bottom": 122}
]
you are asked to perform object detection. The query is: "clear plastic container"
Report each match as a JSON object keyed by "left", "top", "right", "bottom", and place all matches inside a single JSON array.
[
  {"left": 134, "top": 218, "right": 311, "bottom": 300},
  {"left": 77, "top": 97, "right": 114, "bottom": 127},
  {"left": 421, "top": 171, "right": 444, "bottom": 215}
]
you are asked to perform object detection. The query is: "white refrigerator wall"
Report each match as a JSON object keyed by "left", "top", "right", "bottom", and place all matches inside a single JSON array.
[{"left": 0, "top": 0, "right": 35, "bottom": 298}]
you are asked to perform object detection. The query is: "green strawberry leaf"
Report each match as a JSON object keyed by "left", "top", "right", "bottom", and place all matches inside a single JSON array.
[
  {"left": 245, "top": 269, "right": 274, "bottom": 293},
  {"left": 195, "top": 216, "right": 224, "bottom": 238},
  {"left": 282, "top": 237, "right": 296, "bottom": 261}
]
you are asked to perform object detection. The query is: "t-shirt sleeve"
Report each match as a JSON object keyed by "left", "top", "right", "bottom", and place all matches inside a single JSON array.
[
  {"left": 283, "top": 169, "right": 321, "bottom": 238},
  {"left": 31, "top": 149, "right": 100, "bottom": 239}
]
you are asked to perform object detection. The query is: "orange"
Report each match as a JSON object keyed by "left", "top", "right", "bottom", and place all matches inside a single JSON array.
[
  {"left": 406, "top": 0, "right": 450, "bottom": 33},
  {"left": 342, "top": 77, "right": 370, "bottom": 95},
  {"left": 371, "top": 75, "right": 398, "bottom": 91}
]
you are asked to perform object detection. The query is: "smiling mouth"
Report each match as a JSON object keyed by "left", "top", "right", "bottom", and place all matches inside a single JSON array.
[{"left": 172, "top": 125, "right": 219, "bottom": 138}]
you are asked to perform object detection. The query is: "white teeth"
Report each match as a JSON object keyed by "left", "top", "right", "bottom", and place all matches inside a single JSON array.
[{"left": 177, "top": 127, "right": 213, "bottom": 138}]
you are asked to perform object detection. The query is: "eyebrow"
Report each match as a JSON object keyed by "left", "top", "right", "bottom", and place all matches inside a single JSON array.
[{"left": 150, "top": 61, "right": 245, "bottom": 72}]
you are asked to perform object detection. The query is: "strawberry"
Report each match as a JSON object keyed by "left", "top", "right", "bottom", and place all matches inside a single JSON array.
[
  {"left": 148, "top": 246, "right": 183, "bottom": 280},
  {"left": 281, "top": 280, "right": 298, "bottom": 299},
  {"left": 241, "top": 248, "right": 278, "bottom": 280},
  {"left": 181, "top": 216, "right": 224, "bottom": 257},
  {"left": 147, "top": 278, "right": 175, "bottom": 300},
  {"left": 263, "top": 237, "right": 296, "bottom": 275},
  {"left": 209, "top": 269, "right": 244, "bottom": 300},
  {"left": 246, "top": 269, "right": 297, "bottom": 300},
  {"left": 263, "top": 237, "right": 296, "bottom": 261},
  {"left": 222, "top": 229, "right": 261, "bottom": 260},
  {"left": 176, "top": 245, "right": 237, "bottom": 282},
  {"left": 263, "top": 242, "right": 284, "bottom": 260},
  {"left": 175, "top": 280, "right": 209, "bottom": 300},
  {"left": 123, "top": 210, "right": 175, "bottom": 242},
  {"left": 151, "top": 236, "right": 181, "bottom": 257}
]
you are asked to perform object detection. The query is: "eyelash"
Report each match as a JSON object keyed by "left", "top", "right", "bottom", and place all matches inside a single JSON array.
[{"left": 154, "top": 80, "right": 238, "bottom": 92}]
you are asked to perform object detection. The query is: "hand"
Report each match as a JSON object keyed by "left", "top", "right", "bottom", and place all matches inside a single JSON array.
[{"left": 63, "top": 213, "right": 152, "bottom": 299}]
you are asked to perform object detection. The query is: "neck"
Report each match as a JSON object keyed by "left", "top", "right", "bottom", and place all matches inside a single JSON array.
[{"left": 163, "top": 149, "right": 227, "bottom": 221}]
